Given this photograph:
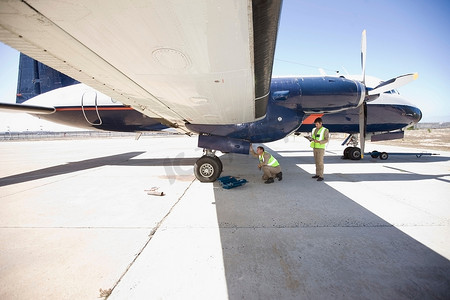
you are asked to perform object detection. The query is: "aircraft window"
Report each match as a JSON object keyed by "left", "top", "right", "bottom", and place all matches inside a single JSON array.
[
  {"left": 386, "top": 89, "right": 399, "bottom": 94},
  {"left": 383, "top": 90, "right": 399, "bottom": 94}
]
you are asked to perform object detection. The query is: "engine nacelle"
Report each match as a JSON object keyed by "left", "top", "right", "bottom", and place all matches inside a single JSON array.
[
  {"left": 198, "top": 135, "right": 250, "bottom": 154},
  {"left": 271, "top": 76, "right": 365, "bottom": 114}
]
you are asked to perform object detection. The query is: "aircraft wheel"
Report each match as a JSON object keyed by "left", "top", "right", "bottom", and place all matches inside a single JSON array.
[
  {"left": 349, "top": 147, "right": 361, "bottom": 160},
  {"left": 194, "top": 156, "right": 222, "bottom": 182},
  {"left": 379, "top": 152, "right": 389, "bottom": 160},
  {"left": 371, "top": 150, "right": 379, "bottom": 158},
  {"left": 212, "top": 156, "right": 223, "bottom": 173},
  {"left": 200, "top": 155, "right": 223, "bottom": 173},
  {"left": 343, "top": 147, "right": 353, "bottom": 159}
]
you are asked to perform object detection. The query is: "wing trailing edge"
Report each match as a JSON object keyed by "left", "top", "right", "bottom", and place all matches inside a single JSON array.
[{"left": 0, "top": 102, "right": 55, "bottom": 114}]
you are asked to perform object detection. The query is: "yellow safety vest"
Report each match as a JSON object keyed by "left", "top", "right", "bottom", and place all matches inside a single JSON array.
[
  {"left": 259, "top": 152, "right": 280, "bottom": 167},
  {"left": 310, "top": 127, "right": 327, "bottom": 149}
]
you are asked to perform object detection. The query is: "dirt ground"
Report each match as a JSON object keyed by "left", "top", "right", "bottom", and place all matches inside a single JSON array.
[
  {"left": 329, "top": 128, "right": 450, "bottom": 152},
  {"left": 373, "top": 128, "right": 450, "bottom": 152}
]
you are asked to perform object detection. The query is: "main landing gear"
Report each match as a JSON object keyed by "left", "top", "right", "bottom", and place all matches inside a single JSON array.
[{"left": 194, "top": 149, "right": 223, "bottom": 182}]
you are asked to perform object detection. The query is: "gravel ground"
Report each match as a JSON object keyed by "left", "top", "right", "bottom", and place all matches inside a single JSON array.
[{"left": 374, "top": 128, "right": 450, "bottom": 152}]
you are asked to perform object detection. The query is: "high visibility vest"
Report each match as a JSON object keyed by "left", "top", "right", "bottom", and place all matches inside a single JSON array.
[
  {"left": 259, "top": 152, "right": 280, "bottom": 167},
  {"left": 310, "top": 127, "right": 327, "bottom": 149}
]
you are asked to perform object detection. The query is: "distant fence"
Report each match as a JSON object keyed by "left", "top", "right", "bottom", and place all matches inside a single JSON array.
[
  {"left": 414, "top": 122, "right": 450, "bottom": 129},
  {"left": 0, "top": 131, "right": 179, "bottom": 141}
]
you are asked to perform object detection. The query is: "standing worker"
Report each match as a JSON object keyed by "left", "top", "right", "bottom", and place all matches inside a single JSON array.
[
  {"left": 249, "top": 144, "right": 282, "bottom": 184},
  {"left": 308, "top": 117, "right": 329, "bottom": 181}
]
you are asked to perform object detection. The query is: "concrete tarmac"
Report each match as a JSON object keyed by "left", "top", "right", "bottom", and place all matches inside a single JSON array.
[{"left": 0, "top": 135, "right": 449, "bottom": 299}]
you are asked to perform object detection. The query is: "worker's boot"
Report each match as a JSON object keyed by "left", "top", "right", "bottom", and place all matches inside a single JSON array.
[
  {"left": 276, "top": 172, "right": 283, "bottom": 181},
  {"left": 264, "top": 177, "right": 274, "bottom": 184}
]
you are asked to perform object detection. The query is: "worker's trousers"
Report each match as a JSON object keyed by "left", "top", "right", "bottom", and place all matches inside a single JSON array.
[
  {"left": 261, "top": 165, "right": 281, "bottom": 180},
  {"left": 313, "top": 148, "right": 325, "bottom": 177}
]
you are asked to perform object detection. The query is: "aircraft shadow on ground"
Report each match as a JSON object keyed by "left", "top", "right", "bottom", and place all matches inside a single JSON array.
[
  {"left": 277, "top": 150, "right": 450, "bottom": 164},
  {"left": 0, "top": 152, "right": 198, "bottom": 187},
  {"left": 213, "top": 149, "right": 450, "bottom": 299},
  {"left": 275, "top": 151, "right": 450, "bottom": 183},
  {"left": 3, "top": 146, "right": 447, "bottom": 188}
]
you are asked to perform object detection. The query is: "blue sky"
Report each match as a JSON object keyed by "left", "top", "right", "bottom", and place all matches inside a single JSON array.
[
  {"left": 1, "top": 0, "right": 449, "bottom": 126},
  {"left": 272, "top": 0, "right": 450, "bottom": 122}
]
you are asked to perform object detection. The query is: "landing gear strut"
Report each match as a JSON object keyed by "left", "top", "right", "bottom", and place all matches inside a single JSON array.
[{"left": 194, "top": 149, "right": 223, "bottom": 182}]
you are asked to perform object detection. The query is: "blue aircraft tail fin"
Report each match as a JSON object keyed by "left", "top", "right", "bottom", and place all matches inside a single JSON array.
[{"left": 15, "top": 53, "right": 79, "bottom": 103}]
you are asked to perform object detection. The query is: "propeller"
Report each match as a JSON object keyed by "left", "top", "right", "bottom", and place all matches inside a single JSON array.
[
  {"left": 357, "top": 30, "right": 418, "bottom": 159},
  {"left": 359, "top": 30, "right": 367, "bottom": 158},
  {"left": 361, "top": 30, "right": 367, "bottom": 85},
  {"left": 368, "top": 73, "right": 419, "bottom": 96}
]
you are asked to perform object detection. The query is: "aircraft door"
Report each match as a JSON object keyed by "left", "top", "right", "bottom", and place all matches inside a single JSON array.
[{"left": 81, "top": 90, "right": 103, "bottom": 125}]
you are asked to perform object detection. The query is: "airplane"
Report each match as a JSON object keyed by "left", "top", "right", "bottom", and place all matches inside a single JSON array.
[{"left": 0, "top": 1, "right": 421, "bottom": 183}]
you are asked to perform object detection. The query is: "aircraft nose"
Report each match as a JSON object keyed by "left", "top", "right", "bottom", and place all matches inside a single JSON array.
[{"left": 406, "top": 105, "right": 422, "bottom": 124}]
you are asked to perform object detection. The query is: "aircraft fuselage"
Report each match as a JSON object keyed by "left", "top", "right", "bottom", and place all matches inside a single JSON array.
[{"left": 24, "top": 76, "right": 422, "bottom": 144}]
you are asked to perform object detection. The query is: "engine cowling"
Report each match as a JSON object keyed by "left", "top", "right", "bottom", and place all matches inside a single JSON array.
[{"left": 271, "top": 76, "right": 365, "bottom": 114}]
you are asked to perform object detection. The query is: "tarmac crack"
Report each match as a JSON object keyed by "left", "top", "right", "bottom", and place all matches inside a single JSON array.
[{"left": 106, "top": 178, "right": 196, "bottom": 298}]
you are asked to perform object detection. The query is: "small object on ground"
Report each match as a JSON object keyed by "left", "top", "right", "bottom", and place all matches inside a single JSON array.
[
  {"left": 217, "top": 176, "right": 248, "bottom": 189},
  {"left": 145, "top": 187, "right": 165, "bottom": 196}
]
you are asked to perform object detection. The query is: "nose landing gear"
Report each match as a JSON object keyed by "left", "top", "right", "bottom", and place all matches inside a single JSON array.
[
  {"left": 343, "top": 146, "right": 362, "bottom": 160},
  {"left": 194, "top": 149, "right": 223, "bottom": 182},
  {"left": 342, "top": 134, "right": 362, "bottom": 160},
  {"left": 341, "top": 134, "right": 389, "bottom": 160}
]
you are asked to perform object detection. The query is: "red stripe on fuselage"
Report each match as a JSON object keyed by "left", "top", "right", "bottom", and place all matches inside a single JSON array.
[
  {"left": 55, "top": 106, "right": 134, "bottom": 111},
  {"left": 303, "top": 114, "right": 324, "bottom": 124}
]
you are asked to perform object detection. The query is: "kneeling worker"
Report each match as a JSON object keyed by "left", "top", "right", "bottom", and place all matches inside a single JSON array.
[{"left": 249, "top": 144, "right": 282, "bottom": 184}]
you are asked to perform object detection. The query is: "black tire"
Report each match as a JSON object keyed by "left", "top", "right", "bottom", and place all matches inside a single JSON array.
[
  {"left": 349, "top": 147, "right": 361, "bottom": 160},
  {"left": 194, "top": 156, "right": 222, "bottom": 182},
  {"left": 379, "top": 152, "right": 389, "bottom": 160},
  {"left": 343, "top": 147, "right": 352, "bottom": 159},
  {"left": 212, "top": 156, "right": 223, "bottom": 173},
  {"left": 370, "top": 150, "right": 379, "bottom": 158},
  {"left": 199, "top": 155, "right": 223, "bottom": 173}
]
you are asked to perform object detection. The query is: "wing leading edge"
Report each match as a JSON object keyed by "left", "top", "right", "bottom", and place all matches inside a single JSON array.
[{"left": 0, "top": 0, "right": 282, "bottom": 131}]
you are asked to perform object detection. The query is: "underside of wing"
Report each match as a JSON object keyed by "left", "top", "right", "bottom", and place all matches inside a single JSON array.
[{"left": 0, "top": 0, "right": 282, "bottom": 130}]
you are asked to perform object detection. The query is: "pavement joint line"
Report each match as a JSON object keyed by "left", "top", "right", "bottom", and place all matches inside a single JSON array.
[{"left": 107, "top": 178, "right": 197, "bottom": 298}]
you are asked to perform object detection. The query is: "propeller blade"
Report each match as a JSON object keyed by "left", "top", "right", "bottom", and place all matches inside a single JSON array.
[
  {"left": 361, "top": 30, "right": 367, "bottom": 85},
  {"left": 358, "top": 102, "right": 367, "bottom": 159},
  {"left": 368, "top": 73, "right": 418, "bottom": 96}
]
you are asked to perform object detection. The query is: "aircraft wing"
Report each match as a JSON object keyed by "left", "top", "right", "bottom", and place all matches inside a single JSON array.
[
  {"left": 0, "top": 102, "right": 55, "bottom": 114},
  {"left": 0, "top": 0, "right": 282, "bottom": 132}
]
